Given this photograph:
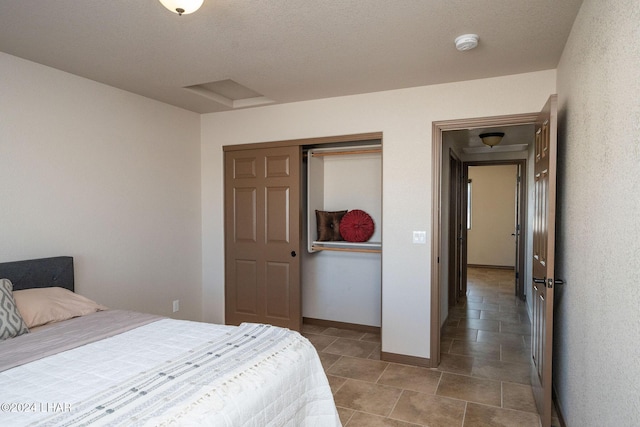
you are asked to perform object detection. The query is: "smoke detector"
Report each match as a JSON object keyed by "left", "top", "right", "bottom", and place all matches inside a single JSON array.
[{"left": 455, "top": 34, "right": 479, "bottom": 51}]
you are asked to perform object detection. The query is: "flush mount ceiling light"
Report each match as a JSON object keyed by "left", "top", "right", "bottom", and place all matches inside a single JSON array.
[
  {"left": 455, "top": 34, "right": 479, "bottom": 51},
  {"left": 479, "top": 132, "right": 505, "bottom": 147},
  {"left": 159, "top": 0, "right": 204, "bottom": 15}
]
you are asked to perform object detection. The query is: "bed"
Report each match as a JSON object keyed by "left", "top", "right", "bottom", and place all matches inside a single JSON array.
[{"left": 0, "top": 257, "right": 340, "bottom": 426}]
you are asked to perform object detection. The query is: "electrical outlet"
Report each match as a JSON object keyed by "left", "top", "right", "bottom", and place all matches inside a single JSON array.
[
  {"left": 412, "top": 230, "right": 427, "bottom": 244},
  {"left": 172, "top": 299, "right": 179, "bottom": 313}
]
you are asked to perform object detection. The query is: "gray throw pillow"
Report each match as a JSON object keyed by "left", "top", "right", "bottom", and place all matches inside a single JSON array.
[{"left": 0, "top": 278, "right": 29, "bottom": 340}]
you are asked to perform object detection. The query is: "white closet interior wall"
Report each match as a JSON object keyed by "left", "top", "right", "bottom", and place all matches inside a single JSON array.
[{"left": 302, "top": 144, "right": 382, "bottom": 327}]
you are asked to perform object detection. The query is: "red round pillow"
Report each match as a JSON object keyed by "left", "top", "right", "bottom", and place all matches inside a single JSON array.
[{"left": 339, "top": 209, "right": 375, "bottom": 242}]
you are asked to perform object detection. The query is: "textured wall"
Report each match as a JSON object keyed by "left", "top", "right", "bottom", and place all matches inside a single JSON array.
[{"left": 555, "top": 0, "right": 640, "bottom": 425}]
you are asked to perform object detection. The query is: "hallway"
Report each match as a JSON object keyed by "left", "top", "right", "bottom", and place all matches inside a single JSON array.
[
  {"left": 439, "top": 267, "right": 560, "bottom": 427},
  {"left": 441, "top": 267, "right": 559, "bottom": 426},
  {"left": 304, "top": 267, "right": 560, "bottom": 426}
]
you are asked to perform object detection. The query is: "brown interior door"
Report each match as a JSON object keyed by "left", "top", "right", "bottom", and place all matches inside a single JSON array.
[
  {"left": 531, "top": 94, "right": 558, "bottom": 427},
  {"left": 448, "top": 151, "right": 464, "bottom": 305},
  {"left": 224, "top": 146, "right": 301, "bottom": 331},
  {"left": 460, "top": 167, "right": 469, "bottom": 299},
  {"left": 515, "top": 164, "right": 525, "bottom": 299}
]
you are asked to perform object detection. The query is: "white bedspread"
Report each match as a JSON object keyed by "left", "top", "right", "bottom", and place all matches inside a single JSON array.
[{"left": 0, "top": 318, "right": 340, "bottom": 427}]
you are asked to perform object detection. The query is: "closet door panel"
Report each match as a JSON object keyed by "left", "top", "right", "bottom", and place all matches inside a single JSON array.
[
  {"left": 265, "top": 261, "right": 290, "bottom": 319},
  {"left": 233, "top": 187, "right": 257, "bottom": 242},
  {"left": 265, "top": 186, "right": 290, "bottom": 243},
  {"left": 233, "top": 156, "right": 257, "bottom": 179},
  {"left": 234, "top": 259, "right": 258, "bottom": 315},
  {"left": 265, "top": 154, "right": 291, "bottom": 177},
  {"left": 225, "top": 146, "right": 301, "bottom": 330}
]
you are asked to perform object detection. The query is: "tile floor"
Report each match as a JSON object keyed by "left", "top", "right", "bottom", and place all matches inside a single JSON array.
[{"left": 303, "top": 267, "right": 561, "bottom": 426}]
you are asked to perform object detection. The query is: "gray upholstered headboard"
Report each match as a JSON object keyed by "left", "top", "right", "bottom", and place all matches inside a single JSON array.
[{"left": 0, "top": 256, "right": 74, "bottom": 292}]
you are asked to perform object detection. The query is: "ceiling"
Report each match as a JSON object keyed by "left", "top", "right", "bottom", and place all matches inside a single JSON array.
[
  {"left": 445, "top": 124, "right": 535, "bottom": 154},
  {"left": 0, "top": 1, "right": 582, "bottom": 114}
]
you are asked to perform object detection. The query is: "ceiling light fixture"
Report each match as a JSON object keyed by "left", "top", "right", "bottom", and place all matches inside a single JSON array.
[
  {"left": 159, "top": 0, "right": 204, "bottom": 16},
  {"left": 479, "top": 132, "right": 505, "bottom": 147},
  {"left": 455, "top": 34, "right": 479, "bottom": 51}
]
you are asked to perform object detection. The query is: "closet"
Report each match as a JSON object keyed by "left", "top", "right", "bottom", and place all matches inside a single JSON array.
[
  {"left": 302, "top": 142, "right": 382, "bottom": 328},
  {"left": 223, "top": 133, "right": 382, "bottom": 331}
]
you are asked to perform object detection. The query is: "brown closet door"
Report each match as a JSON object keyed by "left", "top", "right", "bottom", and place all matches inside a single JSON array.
[{"left": 224, "top": 146, "right": 301, "bottom": 331}]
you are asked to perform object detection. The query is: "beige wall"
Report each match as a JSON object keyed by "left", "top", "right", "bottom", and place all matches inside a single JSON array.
[
  {"left": 467, "top": 165, "right": 517, "bottom": 267},
  {"left": 202, "top": 70, "right": 556, "bottom": 359},
  {"left": 0, "top": 53, "right": 203, "bottom": 320},
  {"left": 555, "top": 0, "right": 640, "bottom": 425}
]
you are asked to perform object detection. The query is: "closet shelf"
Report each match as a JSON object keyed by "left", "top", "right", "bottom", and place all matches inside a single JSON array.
[
  {"left": 311, "top": 241, "right": 381, "bottom": 254},
  {"left": 311, "top": 148, "right": 382, "bottom": 157}
]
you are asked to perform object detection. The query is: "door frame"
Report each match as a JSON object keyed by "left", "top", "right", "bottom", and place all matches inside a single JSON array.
[
  {"left": 463, "top": 159, "right": 527, "bottom": 297},
  {"left": 430, "top": 113, "right": 538, "bottom": 367}
]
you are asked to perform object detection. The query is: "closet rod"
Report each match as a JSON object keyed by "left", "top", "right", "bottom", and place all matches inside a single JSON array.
[
  {"left": 311, "top": 148, "right": 381, "bottom": 157},
  {"left": 311, "top": 246, "right": 381, "bottom": 254}
]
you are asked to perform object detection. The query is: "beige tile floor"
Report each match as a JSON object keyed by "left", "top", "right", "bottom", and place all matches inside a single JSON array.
[{"left": 303, "top": 267, "right": 561, "bottom": 426}]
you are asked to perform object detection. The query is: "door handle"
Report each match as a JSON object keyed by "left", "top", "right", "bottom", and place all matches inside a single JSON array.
[
  {"left": 547, "top": 278, "right": 565, "bottom": 289},
  {"left": 291, "top": 251, "right": 297, "bottom": 257},
  {"left": 533, "top": 277, "right": 546, "bottom": 284}
]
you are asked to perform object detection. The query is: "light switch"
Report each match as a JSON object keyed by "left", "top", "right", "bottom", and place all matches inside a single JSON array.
[{"left": 412, "top": 231, "right": 427, "bottom": 244}]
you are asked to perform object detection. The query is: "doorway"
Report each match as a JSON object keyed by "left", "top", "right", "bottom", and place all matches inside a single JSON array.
[
  {"left": 430, "top": 113, "right": 537, "bottom": 367},
  {"left": 448, "top": 159, "right": 526, "bottom": 311},
  {"left": 464, "top": 161, "right": 526, "bottom": 294}
]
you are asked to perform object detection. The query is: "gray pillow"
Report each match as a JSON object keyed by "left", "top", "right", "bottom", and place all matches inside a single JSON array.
[{"left": 0, "top": 278, "right": 29, "bottom": 340}]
